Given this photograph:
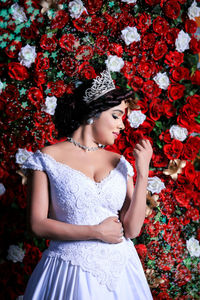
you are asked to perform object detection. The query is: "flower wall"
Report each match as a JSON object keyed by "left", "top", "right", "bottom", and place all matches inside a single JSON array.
[{"left": 0, "top": 0, "right": 200, "bottom": 299}]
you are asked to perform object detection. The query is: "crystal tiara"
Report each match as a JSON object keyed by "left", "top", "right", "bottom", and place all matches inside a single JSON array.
[{"left": 82, "top": 70, "right": 116, "bottom": 103}]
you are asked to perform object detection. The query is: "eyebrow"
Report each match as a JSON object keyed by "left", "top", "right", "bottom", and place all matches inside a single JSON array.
[{"left": 113, "top": 109, "right": 125, "bottom": 115}]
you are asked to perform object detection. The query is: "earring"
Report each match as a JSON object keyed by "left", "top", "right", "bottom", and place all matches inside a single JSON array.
[{"left": 87, "top": 118, "right": 94, "bottom": 125}]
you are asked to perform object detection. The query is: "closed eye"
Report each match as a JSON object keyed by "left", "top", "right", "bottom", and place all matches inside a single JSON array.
[{"left": 112, "top": 114, "right": 119, "bottom": 119}]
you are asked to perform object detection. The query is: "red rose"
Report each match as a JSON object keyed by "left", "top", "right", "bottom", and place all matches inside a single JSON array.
[
  {"left": 75, "top": 45, "right": 93, "bottom": 61},
  {"left": 163, "top": 0, "right": 181, "bottom": 19},
  {"left": 149, "top": 97, "right": 163, "bottom": 120},
  {"left": 163, "top": 139, "right": 183, "bottom": 159},
  {"left": 2, "top": 84, "right": 19, "bottom": 102},
  {"left": 87, "top": 16, "right": 105, "bottom": 34},
  {"left": 191, "top": 69, "right": 200, "bottom": 86},
  {"left": 160, "top": 194, "right": 176, "bottom": 218},
  {"left": 194, "top": 172, "right": 200, "bottom": 190},
  {"left": 33, "top": 70, "right": 47, "bottom": 86},
  {"left": 174, "top": 264, "right": 191, "bottom": 287},
  {"left": 59, "top": 34, "right": 78, "bottom": 52},
  {"left": 159, "top": 129, "right": 172, "bottom": 143},
  {"left": 153, "top": 41, "right": 168, "bottom": 60},
  {"left": 165, "top": 27, "right": 179, "bottom": 44},
  {"left": 51, "top": 10, "right": 69, "bottom": 29},
  {"left": 61, "top": 57, "right": 78, "bottom": 77},
  {"left": 171, "top": 66, "right": 190, "bottom": 81},
  {"left": 145, "top": 0, "right": 160, "bottom": 5},
  {"left": 137, "top": 60, "right": 157, "bottom": 79},
  {"left": 187, "top": 94, "right": 200, "bottom": 111},
  {"left": 185, "top": 207, "right": 199, "bottom": 222},
  {"left": 151, "top": 148, "right": 168, "bottom": 167},
  {"left": 8, "top": 62, "right": 29, "bottom": 81},
  {"left": 141, "top": 33, "right": 157, "bottom": 49},
  {"left": 73, "top": 12, "right": 88, "bottom": 32},
  {"left": 108, "top": 43, "right": 123, "bottom": 57},
  {"left": 185, "top": 19, "right": 198, "bottom": 34},
  {"left": 182, "top": 136, "right": 200, "bottom": 160},
  {"left": 78, "top": 62, "right": 96, "bottom": 79},
  {"left": 135, "top": 244, "right": 147, "bottom": 260},
  {"left": 20, "top": 24, "right": 38, "bottom": 40},
  {"left": 27, "top": 87, "right": 44, "bottom": 108},
  {"left": 47, "top": 80, "right": 66, "bottom": 97},
  {"left": 184, "top": 162, "right": 195, "bottom": 182},
  {"left": 173, "top": 187, "right": 191, "bottom": 208},
  {"left": 164, "top": 51, "right": 184, "bottom": 67},
  {"left": 142, "top": 80, "right": 161, "bottom": 98},
  {"left": 168, "top": 83, "right": 185, "bottom": 101},
  {"left": 163, "top": 101, "right": 176, "bottom": 118},
  {"left": 157, "top": 251, "right": 175, "bottom": 271},
  {"left": 189, "top": 36, "right": 200, "bottom": 54},
  {"left": 130, "top": 76, "right": 144, "bottom": 92},
  {"left": 5, "top": 40, "right": 22, "bottom": 58},
  {"left": 35, "top": 53, "right": 49, "bottom": 70},
  {"left": 146, "top": 221, "right": 162, "bottom": 237},
  {"left": 40, "top": 34, "right": 58, "bottom": 52},
  {"left": 173, "top": 239, "right": 187, "bottom": 263},
  {"left": 147, "top": 240, "right": 160, "bottom": 260},
  {"left": 121, "top": 61, "right": 136, "bottom": 80},
  {"left": 177, "top": 104, "right": 200, "bottom": 133},
  {"left": 86, "top": 0, "right": 103, "bottom": 14},
  {"left": 153, "top": 16, "right": 169, "bottom": 34},
  {"left": 95, "top": 35, "right": 109, "bottom": 55},
  {"left": 136, "top": 12, "right": 151, "bottom": 33}
]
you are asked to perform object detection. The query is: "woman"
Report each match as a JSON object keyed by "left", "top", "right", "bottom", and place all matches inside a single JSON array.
[{"left": 22, "top": 70, "right": 153, "bottom": 299}]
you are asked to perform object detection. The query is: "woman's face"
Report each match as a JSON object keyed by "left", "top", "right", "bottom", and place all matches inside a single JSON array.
[{"left": 92, "top": 100, "right": 127, "bottom": 146}]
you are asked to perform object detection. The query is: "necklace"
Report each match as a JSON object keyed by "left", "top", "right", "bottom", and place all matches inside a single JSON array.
[{"left": 67, "top": 137, "right": 105, "bottom": 152}]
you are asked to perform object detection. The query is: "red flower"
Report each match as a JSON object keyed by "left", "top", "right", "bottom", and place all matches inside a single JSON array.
[
  {"left": 33, "top": 70, "right": 47, "bottom": 86},
  {"left": 186, "top": 94, "right": 200, "bottom": 111},
  {"left": 146, "top": 221, "right": 162, "bottom": 237},
  {"left": 73, "top": 12, "right": 88, "bottom": 32},
  {"left": 145, "top": 0, "right": 160, "bottom": 6},
  {"left": 189, "top": 36, "right": 200, "bottom": 54},
  {"left": 135, "top": 244, "right": 147, "bottom": 261},
  {"left": 35, "top": 53, "right": 50, "bottom": 70},
  {"left": 151, "top": 148, "right": 168, "bottom": 167},
  {"left": 108, "top": 43, "right": 124, "bottom": 57},
  {"left": 173, "top": 187, "right": 191, "bottom": 208},
  {"left": 130, "top": 76, "right": 144, "bottom": 92},
  {"left": 191, "top": 69, "right": 200, "bottom": 86},
  {"left": 47, "top": 80, "right": 66, "bottom": 97},
  {"left": 157, "top": 251, "right": 175, "bottom": 271},
  {"left": 5, "top": 40, "right": 22, "bottom": 58},
  {"left": 61, "top": 57, "right": 78, "bottom": 77},
  {"left": 182, "top": 136, "right": 200, "bottom": 160},
  {"left": 141, "top": 33, "right": 157, "bottom": 50},
  {"left": 163, "top": 139, "right": 183, "bottom": 159},
  {"left": 171, "top": 66, "right": 190, "bottom": 81},
  {"left": 174, "top": 264, "right": 191, "bottom": 287},
  {"left": 137, "top": 60, "right": 157, "bottom": 79},
  {"left": 75, "top": 45, "right": 94, "bottom": 61},
  {"left": 168, "top": 83, "right": 185, "bottom": 101},
  {"left": 121, "top": 61, "right": 136, "bottom": 80},
  {"left": 20, "top": 24, "right": 38, "bottom": 40},
  {"left": 153, "top": 41, "right": 168, "bottom": 60},
  {"left": 95, "top": 35, "right": 109, "bottom": 55},
  {"left": 136, "top": 12, "right": 151, "bottom": 33},
  {"left": 59, "top": 34, "right": 79, "bottom": 52},
  {"left": 86, "top": 0, "right": 103, "bottom": 14},
  {"left": 142, "top": 80, "right": 161, "bottom": 98},
  {"left": 164, "top": 27, "right": 179, "bottom": 44},
  {"left": 162, "top": 101, "right": 176, "bottom": 118},
  {"left": 8, "top": 62, "right": 29, "bottom": 81},
  {"left": 147, "top": 240, "right": 160, "bottom": 260},
  {"left": 164, "top": 51, "right": 184, "bottom": 67},
  {"left": 159, "top": 129, "right": 172, "bottom": 143},
  {"left": 78, "top": 62, "right": 96, "bottom": 79},
  {"left": 87, "top": 16, "right": 105, "bottom": 34},
  {"left": 184, "top": 162, "right": 196, "bottom": 183},
  {"left": 185, "top": 19, "right": 198, "bottom": 34},
  {"left": 153, "top": 16, "right": 169, "bottom": 34},
  {"left": 163, "top": 0, "right": 181, "bottom": 19},
  {"left": 27, "top": 87, "right": 44, "bottom": 108},
  {"left": 51, "top": 10, "right": 69, "bottom": 29},
  {"left": 149, "top": 97, "right": 163, "bottom": 121},
  {"left": 40, "top": 34, "right": 58, "bottom": 52}
]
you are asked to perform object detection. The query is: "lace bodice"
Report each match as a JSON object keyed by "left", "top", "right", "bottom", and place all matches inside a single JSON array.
[{"left": 22, "top": 150, "right": 135, "bottom": 291}]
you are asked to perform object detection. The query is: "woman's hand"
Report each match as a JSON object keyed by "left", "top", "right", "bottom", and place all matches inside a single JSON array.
[
  {"left": 133, "top": 139, "right": 153, "bottom": 176},
  {"left": 95, "top": 216, "right": 124, "bottom": 244}
]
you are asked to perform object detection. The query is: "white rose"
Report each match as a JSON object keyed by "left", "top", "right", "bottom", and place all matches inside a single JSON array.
[
  {"left": 169, "top": 125, "right": 188, "bottom": 141},
  {"left": 188, "top": 1, "right": 200, "bottom": 20},
  {"left": 42, "top": 96, "right": 57, "bottom": 115},
  {"left": 128, "top": 110, "right": 146, "bottom": 128},
  {"left": 147, "top": 176, "right": 166, "bottom": 194},
  {"left": 175, "top": 30, "right": 191, "bottom": 53},
  {"left": 121, "top": 0, "right": 137, "bottom": 3},
  {"left": 121, "top": 26, "right": 140, "bottom": 46},
  {"left": 0, "top": 80, "right": 6, "bottom": 94},
  {"left": 186, "top": 237, "right": 200, "bottom": 257},
  {"left": 68, "top": 0, "right": 87, "bottom": 19},
  {"left": 153, "top": 72, "right": 170, "bottom": 90},
  {"left": 11, "top": 3, "right": 27, "bottom": 23},
  {"left": 7, "top": 245, "right": 25, "bottom": 263},
  {"left": 18, "top": 45, "right": 37, "bottom": 68},
  {"left": 0, "top": 183, "right": 6, "bottom": 196},
  {"left": 105, "top": 55, "right": 124, "bottom": 72},
  {"left": 15, "top": 148, "right": 33, "bottom": 165}
]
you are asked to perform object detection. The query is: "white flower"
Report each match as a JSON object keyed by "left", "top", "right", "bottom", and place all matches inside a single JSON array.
[
  {"left": 147, "top": 176, "right": 166, "bottom": 194},
  {"left": 105, "top": 55, "right": 124, "bottom": 72},
  {"left": 42, "top": 96, "right": 57, "bottom": 115},
  {"left": 18, "top": 45, "right": 37, "bottom": 68},
  {"left": 188, "top": 1, "right": 200, "bottom": 20},
  {"left": 186, "top": 237, "right": 200, "bottom": 257},
  {"left": 11, "top": 3, "right": 27, "bottom": 23},
  {"left": 128, "top": 110, "right": 146, "bottom": 128},
  {"left": 153, "top": 72, "right": 170, "bottom": 90},
  {"left": 169, "top": 125, "right": 188, "bottom": 141},
  {"left": 7, "top": 245, "right": 25, "bottom": 263},
  {"left": 0, "top": 183, "right": 6, "bottom": 196},
  {"left": 121, "top": 26, "right": 140, "bottom": 45},
  {"left": 121, "top": 0, "right": 137, "bottom": 3},
  {"left": 175, "top": 30, "right": 191, "bottom": 53},
  {"left": 15, "top": 148, "right": 33, "bottom": 165},
  {"left": 68, "top": 0, "right": 87, "bottom": 19},
  {"left": 0, "top": 80, "right": 6, "bottom": 94}
]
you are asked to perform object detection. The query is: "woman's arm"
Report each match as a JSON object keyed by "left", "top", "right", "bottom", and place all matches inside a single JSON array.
[{"left": 27, "top": 170, "right": 123, "bottom": 243}]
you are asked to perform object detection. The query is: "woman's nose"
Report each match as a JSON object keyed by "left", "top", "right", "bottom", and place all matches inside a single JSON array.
[{"left": 119, "top": 119, "right": 125, "bottom": 130}]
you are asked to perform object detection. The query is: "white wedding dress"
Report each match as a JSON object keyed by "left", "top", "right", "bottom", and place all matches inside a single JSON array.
[{"left": 21, "top": 150, "right": 153, "bottom": 300}]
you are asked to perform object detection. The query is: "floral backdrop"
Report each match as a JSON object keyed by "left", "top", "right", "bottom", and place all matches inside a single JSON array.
[{"left": 0, "top": 0, "right": 200, "bottom": 299}]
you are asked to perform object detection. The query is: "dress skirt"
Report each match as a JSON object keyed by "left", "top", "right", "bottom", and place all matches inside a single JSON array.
[{"left": 23, "top": 252, "right": 153, "bottom": 300}]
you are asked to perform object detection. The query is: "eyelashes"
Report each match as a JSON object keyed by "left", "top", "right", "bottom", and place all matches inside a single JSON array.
[{"left": 112, "top": 114, "right": 119, "bottom": 119}]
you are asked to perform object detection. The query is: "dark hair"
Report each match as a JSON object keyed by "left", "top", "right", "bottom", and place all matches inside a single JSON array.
[{"left": 53, "top": 80, "right": 134, "bottom": 138}]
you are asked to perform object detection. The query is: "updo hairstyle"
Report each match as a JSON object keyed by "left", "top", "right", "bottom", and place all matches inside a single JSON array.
[{"left": 53, "top": 80, "right": 134, "bottom": 138}]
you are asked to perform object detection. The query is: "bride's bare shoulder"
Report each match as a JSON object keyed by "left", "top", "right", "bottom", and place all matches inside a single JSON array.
[{"left": 40, "top": 142, "right": 70, "bottom": 158}]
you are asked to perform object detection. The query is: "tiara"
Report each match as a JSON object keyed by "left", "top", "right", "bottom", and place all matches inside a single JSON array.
[{"left": 82, "top": 70, "right": 116, "bottom": 103}]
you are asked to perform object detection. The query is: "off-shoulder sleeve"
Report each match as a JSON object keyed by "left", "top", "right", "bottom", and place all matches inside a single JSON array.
[
  {"left": 21, "top": 151, "right": 45, "bottom": 171},
  {"left": 124, "top": 159, "right": 134, "bottom": 177}
]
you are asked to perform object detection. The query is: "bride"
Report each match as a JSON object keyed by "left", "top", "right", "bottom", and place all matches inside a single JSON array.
[{"left": 21, "top": 70, "right": 153, "bottom": 299}]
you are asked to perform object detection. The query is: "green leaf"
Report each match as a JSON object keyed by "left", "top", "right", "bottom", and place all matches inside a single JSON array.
[{"left": 195, "top": 114, "right": 200, "bottom": 124}]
